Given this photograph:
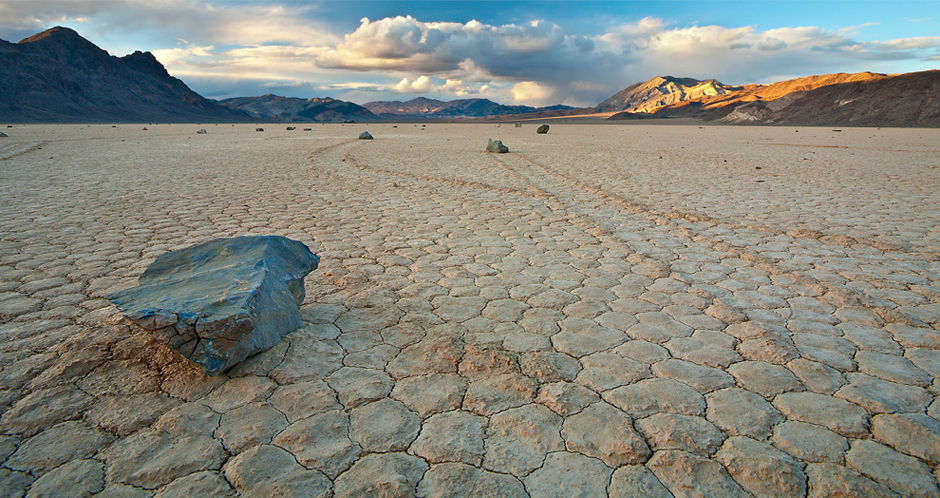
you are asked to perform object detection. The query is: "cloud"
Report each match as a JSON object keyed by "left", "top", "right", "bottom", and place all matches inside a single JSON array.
[
  {"left": 2, "top": 3, "right": 938, "bottom": 105},
  {"left": 758, "top": 37, "right": 786, "bottom": 51},
  {"left": 393, "top": 75, "right": 433, "bottom": 93},
  {"left": 311, "top": 14, "right": 939, "bottom": 104},
  {"left": 591, "top": 19, "right": 940, "bottom": 86},
  {"left": 875, "top": 37, "right": 940, "bottom": 50},
  {"left": 511, "top": 81, "right": 553, "bottom": 105},
  {"left": 315, "top": 15, "right": 622, "bottom": 104}
]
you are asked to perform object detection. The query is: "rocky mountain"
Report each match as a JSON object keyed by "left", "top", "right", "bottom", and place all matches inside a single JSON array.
[
  {"left": 0, "top": 26, "right": 249, "bottom": 123},
  {"left": 715, "top": 70, "right": 939, "bottom": 126},
  {"left": 607, "top": 71, "right": 939, "bottom": 126},
  {"left": 216, "top": 94, "right": 379, "bottom": 122},
  {"left": 595, "top": 76, "right": 740, "bottom": 113},
  {"left": 363, "top": 97, "right": 573, "bottom": 119},
  {"left": 647, "top": 72, "right": 888, "bottom": 118}
]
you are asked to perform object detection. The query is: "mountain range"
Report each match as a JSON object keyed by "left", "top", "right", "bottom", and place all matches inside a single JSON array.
[
  {"left": 0, "top": 27, "right": 249, "bottom": 123},
  {"left": 216, "top": 94, "right": 379, "bottom": 122},
  {"left": 1, "top": 27, "right": 937, "bottom": 126},
  {"left": 363, "top": 97, "right": 573, "bottom": 119},
  {"left": 711, "top": 71, "right": 939, "bottom": 126},
  {"left": 605, "top": 71, "right": 939, "bottom": 126}
]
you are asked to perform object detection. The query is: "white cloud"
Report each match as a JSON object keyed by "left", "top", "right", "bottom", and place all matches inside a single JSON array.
[
  {"left": 311, "top": 14, "right": 940, "bottom": 104},
  {"left": 875, "top": 37, "right": 940, "bottom": 50},
  {"left": 511, "top": 81, "right": 553, "bottom": 105},
  {"left": 2, "top": 3, "right": 938, "bottom": 105},
  {"left": 393, "top": 75, "right": 433, "bottom": 93},
  {"left": 314, "top": 14, "right": 621, "bottom": 104},
  {"left": 388, "top": 75, "right": 486, "bottom": 97}
]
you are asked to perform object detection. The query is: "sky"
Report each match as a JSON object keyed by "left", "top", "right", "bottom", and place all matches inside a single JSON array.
[{"left": 1, "top": 1, "right": 938, "bottom": 106}]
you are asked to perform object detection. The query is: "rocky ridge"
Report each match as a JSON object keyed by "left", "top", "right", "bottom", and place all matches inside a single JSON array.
[
  {"left": 596, "top": 76, "right": 740, "bottom": 113},
  {"left": 217, "top": 95, "right": 380, "bottom": 123},
  {"left": 607, "top": 71, "right": 939, "bottom": 126},
  {"left": 0, "top": 27, "right": 250, "bottom": 123}
]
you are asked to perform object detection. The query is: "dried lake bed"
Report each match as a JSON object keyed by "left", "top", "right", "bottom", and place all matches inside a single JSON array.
[{"left": 0, "top": 123, "right": 938, "bottom": 496}]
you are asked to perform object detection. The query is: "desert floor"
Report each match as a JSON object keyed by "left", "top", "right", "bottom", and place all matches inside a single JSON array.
[{"left": 0, "top": 123, "right": 938, "bottom": 497}]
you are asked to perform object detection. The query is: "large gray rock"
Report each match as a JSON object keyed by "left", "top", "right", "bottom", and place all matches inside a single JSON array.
[
  {"left": 108, "top": 236, "right": 319, "bottom": 375},
  {"left": 536, "top": 124, "right": 549, "bottom": 134},
  {"left": 486, "top": 139, "right": 509, "bottom": 153}
]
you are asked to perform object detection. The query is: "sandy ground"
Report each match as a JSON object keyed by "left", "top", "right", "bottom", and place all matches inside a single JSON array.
[{"left": 0, "top": 122, "right": 938, "bottom": 497}]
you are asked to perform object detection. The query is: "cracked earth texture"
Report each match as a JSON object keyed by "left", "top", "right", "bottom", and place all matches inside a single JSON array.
[{"left": 0, "top": 123, "right": 938, "bottom": 497}]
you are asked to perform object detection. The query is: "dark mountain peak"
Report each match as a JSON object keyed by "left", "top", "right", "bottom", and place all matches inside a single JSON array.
[
  {"left": 122, "top": 50, "right": 158, "bottom": 62},
  {"left": 16, "top": 25, "right": 109, "bottom": 64},
  {"left": 18, "top": 26, "right": 82, "bottom": 44},
  {"left": 1, "top": 27, "right": 249, "bottom": 122},
  {"left": 18, "top": 25, "right": 100, "bottom": 53},
  {"left": 120, "top": 50, "right": 167, "bottom": 75}
]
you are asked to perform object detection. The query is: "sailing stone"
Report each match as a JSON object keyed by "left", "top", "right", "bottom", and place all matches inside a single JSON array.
[{"left": 108, "top": 236, "right": 320, "bottom": 375}]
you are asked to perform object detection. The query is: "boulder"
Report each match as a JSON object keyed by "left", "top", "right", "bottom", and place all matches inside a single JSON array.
[
  {"left": 536, "top": 124, "right": 550, "bottom": 134},
  {"left": 196, "top": 129, "right": 207, "bottom": 134},
  {"left": 486, "top": 139, "right": 509, "bottom": 153},
  {"left": 286, "top": 126, "right": 296, "bottom": 131},
  {"left": 0, "top": 131, "right": 7, "bottom": 137},
  {"left": 255, "top": 128, "right": 264, "bottom": 132},
  {"left": 359, "top": 131, "right": 373, "bottom": 140},
  {"left": 108, "top": 236, "right": 320, "bottom": 375}
]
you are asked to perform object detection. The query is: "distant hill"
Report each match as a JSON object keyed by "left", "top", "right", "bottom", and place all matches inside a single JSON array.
[
  {"left": 0, "top": 26, "right": 249, "bottom": 123},
  {"left": 363, "top": 97, "right": 573, "bottom": 119},
  {"left": 714, "top": 71, "right": 940, "bottom": 126},
  {"left": 606, "top": 71, "right": 939, "bottom": 127},
  {"left": 596, "top": 76, "right": 741, "bottom": 113},
  {"left": 217, "top": 94, "right": 379, "bottom": 122}
]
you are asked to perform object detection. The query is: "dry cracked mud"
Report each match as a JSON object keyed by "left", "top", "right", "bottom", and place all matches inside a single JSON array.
[{"left": 0, "top": 123, "right": 938, "bottom": 497}]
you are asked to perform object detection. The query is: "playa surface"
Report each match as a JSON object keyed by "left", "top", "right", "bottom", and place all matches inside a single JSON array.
[{"left": 0, "top": 123, "right": 938, "bottom": 496}]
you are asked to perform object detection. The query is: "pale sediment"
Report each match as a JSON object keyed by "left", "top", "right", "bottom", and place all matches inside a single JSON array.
[{"left": 0, "top": 123, "right": 937, "bottom": 496}]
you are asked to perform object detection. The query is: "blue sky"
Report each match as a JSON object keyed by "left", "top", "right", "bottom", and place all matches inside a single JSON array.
[{"left": 2, "top": 1, "right": 937, "bottom": 105}]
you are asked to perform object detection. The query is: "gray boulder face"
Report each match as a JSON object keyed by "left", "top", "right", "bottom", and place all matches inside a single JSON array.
[
  {"left": 359, "top": 131, "right": 373, "bottom": 140},
  {"left": 196, "top": 129, "right": 207, "bottom": 134},
  {"left": 0, "top": 131, "right": 7, "bottom": 137},
  {"left": 536, "top": 124, "right": 550, "bottom": 134},
  {"left": 486, "top": 139, "right": 509, "bottom": 153},
  {"left": 108, "top": 236, "right": 320, "bottom": 375}
]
